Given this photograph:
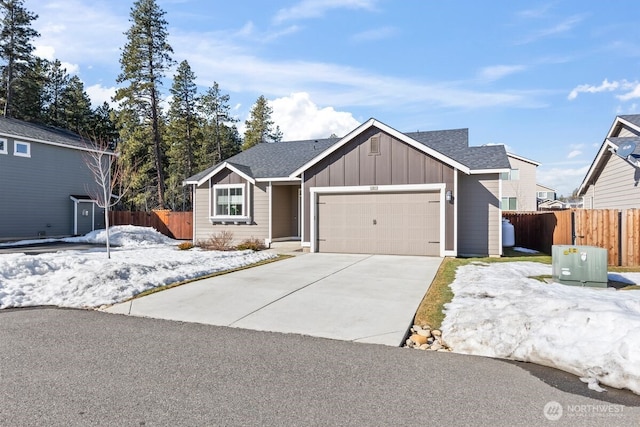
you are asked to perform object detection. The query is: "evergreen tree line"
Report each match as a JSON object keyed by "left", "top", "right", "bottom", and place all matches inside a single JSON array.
[{"left": 0, "top": 0, "right": 283, "bottom": 211}]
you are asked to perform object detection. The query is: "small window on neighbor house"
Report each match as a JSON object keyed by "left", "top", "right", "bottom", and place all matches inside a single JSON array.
[
  {"left": 0, "top": 138, "right": 6, "bottom": 154},
  {"left": 500, "top": 169, "right": 520, "bottom": 181},
  {"left": 501, "top": 197, "right": 517, "bottom": 210},
  {"left": 369, "top": 135, "right": 380, "bottom": 155},
  {"left": 14, "top": 141, "right": 30, "bottom": 157}
]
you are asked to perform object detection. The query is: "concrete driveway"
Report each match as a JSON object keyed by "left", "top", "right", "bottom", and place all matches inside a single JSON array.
[{"left": 105, "top": 253, "right": 442, "bottom": 346}]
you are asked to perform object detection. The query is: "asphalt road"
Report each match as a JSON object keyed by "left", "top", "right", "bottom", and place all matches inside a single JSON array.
[
  {"left": 1, "top": 308, "right": 638, "bottom": 427},
  {"left": 0, "top": 242, "right": 106, "bottom": 255}
]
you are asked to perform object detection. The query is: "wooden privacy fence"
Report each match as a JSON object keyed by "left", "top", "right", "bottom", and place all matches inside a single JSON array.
[
  {"left": 109, "top": 210, "right": 193, "bottom": 240},
  {"left": 503, "top": 209, "right": 640, "bottom": 266}
]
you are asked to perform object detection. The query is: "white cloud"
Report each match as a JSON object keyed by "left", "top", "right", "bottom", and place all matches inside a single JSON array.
[
  {"left": 568, "top": 78, "right": 619, "bottom": 100},
  {"left": 61, "top": 62, "right": 80, "bottom": 75},
  {"left": 34, "top": 45, "right": 56, "bottom": 60},
  {"left": 85, "top": 84, "right": 116, "bottom": 108},
  {"left": 537, "top": 164, "right": 589, "bottom": 196},
  {"left": 273, "top": 0, "right": 378, "bottom": 24},
  {"left": 478, "top": 65, "right": 526, "bottom": 82},
  {"left": 617, "top": 82, "right": 640, "bottom": 101},
  {"left": 567, "top": 149, "right": 582, "bottom": 159},
  {"left": 517, "top": 14, "right": 585, "bottom": 44},
  {"left": 269, "top": 92, "right": 360, "bottom": 140}
]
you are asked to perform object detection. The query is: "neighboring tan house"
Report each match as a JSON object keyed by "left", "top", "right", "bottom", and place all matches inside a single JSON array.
[
  {"left": 536, "top": 183, "right": 556, "bottom": 202},
  {"left": 501, "top": 153, "right": 540, "bottom": 211},
  {"left": 185, "top": 118, "right": 511, "bottom": 257},
  {"left": 0, "top": 117, "right": 108, "bottom": 240},
  {"left": 578, "top": 114, "right": 640, "bottom": 209}
]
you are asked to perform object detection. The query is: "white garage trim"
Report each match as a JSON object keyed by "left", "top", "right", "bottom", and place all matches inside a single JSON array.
[{"left": 309, "top": 183, "right": 446, "bottom": 256}]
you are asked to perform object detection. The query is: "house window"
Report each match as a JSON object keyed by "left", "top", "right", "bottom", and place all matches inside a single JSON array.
[
  {"left": 214, "top": 184, "right": 245, "bottom": 217},
  {"left": 501, "top": 197, "right": 517, "bottom": 210},
  {"left": 500, "top": 169, "right": 519, "bottom": 180},
  {"left": 0, "top": 138, "right": 6, "bottom": 154},
  {"left": 14, "top": 141, "right": 30, "bottom": 157}
]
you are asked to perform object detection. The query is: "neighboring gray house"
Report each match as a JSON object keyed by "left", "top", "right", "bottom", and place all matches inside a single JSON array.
[
  {"left": 501, "top": 153, "right": 540, "bottom": 211},
  {"left": 578, "top": 114, "right": 640, "bottom": 209},
  {"left": 0, "top": 117, "right": 108, "bottom": 240},
  {"left": 185, "top": 118, "right": 511, "bottom": 257}
]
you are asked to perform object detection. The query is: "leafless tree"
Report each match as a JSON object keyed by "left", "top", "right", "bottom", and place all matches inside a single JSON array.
[{"left": 83, "top": 139, "right": 129, "bottom": 258}]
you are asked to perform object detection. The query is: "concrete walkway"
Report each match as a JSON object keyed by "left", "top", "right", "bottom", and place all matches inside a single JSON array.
[{"left": 104, "top": 253, "right": 442, "bottom": 346}]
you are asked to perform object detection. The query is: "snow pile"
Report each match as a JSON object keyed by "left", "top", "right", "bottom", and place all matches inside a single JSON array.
[
  {"left": 0, "top": 226, "right": 276, "bottom": 309},
  {"left": 441, "top": 261, "right": 640, "bottom": 395},
  {"left": 69, "top": 225, "right": 176, "bottom": 247}
]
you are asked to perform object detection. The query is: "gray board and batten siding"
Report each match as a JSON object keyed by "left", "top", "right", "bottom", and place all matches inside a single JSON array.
[{"left": 0, "top": 118, "right": 104, "bottom": 240}]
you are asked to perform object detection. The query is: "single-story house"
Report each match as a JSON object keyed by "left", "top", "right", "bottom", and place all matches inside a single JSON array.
[
  {"left": 0, "top": 117, "right": 108, "bottom": 240},
  {"left": 501, "top": 153, "right": 540, "bottom": 211},
  {"left": 185, "top": 118, "right": 511, "bottom": 257},
  {"left": 538, "top": 199, "right": 567, "bottom": 210},
  {"left": 577, "top": 114, "right": 640, "bottom": 209}
]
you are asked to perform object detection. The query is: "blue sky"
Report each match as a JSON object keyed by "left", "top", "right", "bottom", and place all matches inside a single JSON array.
[{"left": 31, "top": 0, "right": 640, "bottom": 196}]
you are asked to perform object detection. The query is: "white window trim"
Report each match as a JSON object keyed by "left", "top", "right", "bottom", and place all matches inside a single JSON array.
[
  {"left": 210, "top": 183, "right": 251, "bottom": 223},
  {"left": 0, "top": 138, "right": 7, "bottom": 154},
  {"left": 14, "top": 141, "right": 31, "bottom": 158}
]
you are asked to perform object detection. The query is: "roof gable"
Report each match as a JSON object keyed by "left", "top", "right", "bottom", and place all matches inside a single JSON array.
[
  {"left": 290, "top": 118, "right": 476, "bottom": 177},
  {"left": 579, "top": 115, "right": 640, "bottom": 196}
]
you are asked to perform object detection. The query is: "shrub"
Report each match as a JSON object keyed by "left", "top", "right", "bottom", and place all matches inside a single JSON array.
[
  {"left": 236, "top": 237, "right": 266, "bottom": 251},
  {"left": 177, "top": 241, "right": 194, "bottom": 250},
  {"left": 200, "top": 230, "right": 235, "bottom": 251}
]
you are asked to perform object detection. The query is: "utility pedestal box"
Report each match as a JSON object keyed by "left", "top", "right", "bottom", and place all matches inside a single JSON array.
[{"left": 552, "top": 245, "right": 608, "bottom": 288}]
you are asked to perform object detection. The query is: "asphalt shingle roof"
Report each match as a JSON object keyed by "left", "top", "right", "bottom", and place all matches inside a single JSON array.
[
  {"left": 186, "top": 125, "right": 510, "bottom": 183},
  {"left": 607, "top": 137, "right": 640, "bottom": 156},
  {"left": 619, "top": 114, "right": 640, "bottom": 128},
  {"left": 0, "top": 117, "right": 93, "bottom": 149},
  {"left": 186, "top": 137, "right": 339, "bottom": 182}
]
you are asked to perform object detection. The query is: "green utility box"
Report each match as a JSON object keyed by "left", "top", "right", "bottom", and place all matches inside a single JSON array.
[{"left": 551, "top": 245, "right": 608, "bottom": 288}]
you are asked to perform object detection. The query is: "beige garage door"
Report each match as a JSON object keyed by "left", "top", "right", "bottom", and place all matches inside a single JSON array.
[{"left": 316, "top": 192, "right": 440, "bottom": 256}]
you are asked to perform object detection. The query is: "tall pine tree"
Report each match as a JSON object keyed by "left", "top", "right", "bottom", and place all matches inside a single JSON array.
[
  {"left": 0, "top": 0, "right": 39, "bottom": 118},
  {"left": 115, "top": 0, "right": 174, "bottom": 209},
  {"left": 198, "top": 82, "right": 239, "bottom": 167},
  {"left": 243, "top": 95, "right": 282, "bottom": 150},
  {"left": 165, "top": 60, "right": 200, "bottom": 210}
]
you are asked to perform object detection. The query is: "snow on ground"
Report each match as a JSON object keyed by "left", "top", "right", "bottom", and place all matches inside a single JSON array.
[
  {"left": 0, "top": 226, "right": 276, "bottom": 309},
  {"left": 441, "top": 261, "right": 640, "bottom": 395}
]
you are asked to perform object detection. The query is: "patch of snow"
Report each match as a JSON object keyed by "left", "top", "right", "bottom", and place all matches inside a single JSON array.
[
  {"left": 441, "top": 261, "right": 640, "bottom": 395},
  {"left": 512, "top": 247, "right": 539, "bottom": 254},
  {"left": 0, "top": 226, "right": 276, "bottom": 309}
]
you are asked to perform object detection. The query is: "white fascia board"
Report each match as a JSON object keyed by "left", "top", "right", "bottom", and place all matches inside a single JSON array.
[
  {"left": 608, "top": 116, "right": 640, "bottom": 137},
  {"left": 195, "top": 162, "right": 255, "bottom": 186},
  {"left": 507, "top": 152, "right": 541, "bottom": 166},
  {"left": 289, "top": 118, "right": 471, "bottom": 178},
  {"left": 469, "top": 168, "right": 509, "bottom": 175},
  {"left": 255, "top": 177, "right": 301, "bottom": 183},
  {"left": 577, "top": 139, "right": 616, "bottom": 196}
]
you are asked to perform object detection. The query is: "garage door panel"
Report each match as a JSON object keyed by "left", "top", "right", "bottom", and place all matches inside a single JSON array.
[{"left": 317, "top": 191, "right": 440, "bottom": 256}]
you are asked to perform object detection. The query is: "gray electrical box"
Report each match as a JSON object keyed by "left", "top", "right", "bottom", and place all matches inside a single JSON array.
[{"left": 552, "top": 245, "right": 608, "bottom": 288}]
